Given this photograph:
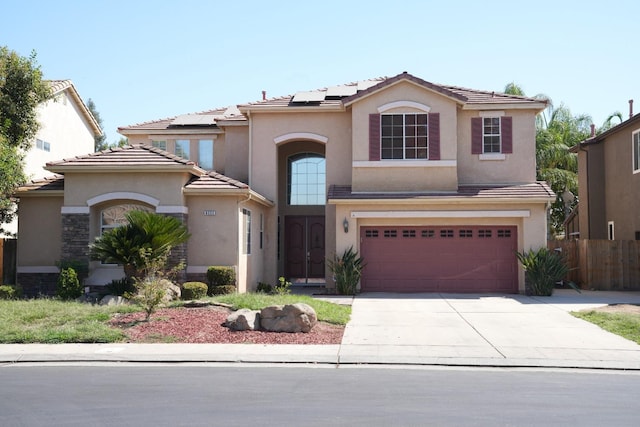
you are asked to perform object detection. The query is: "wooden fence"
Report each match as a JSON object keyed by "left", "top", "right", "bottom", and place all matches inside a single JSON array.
[
  {"left": 1, "top": 238, "right": 17, "bottom": 284},
  {"left": 548, "top": 239, "right": 640, "bottom": 291}
]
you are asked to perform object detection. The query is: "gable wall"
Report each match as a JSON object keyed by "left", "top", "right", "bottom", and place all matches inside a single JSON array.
[
  {"left": 350, "top": 81, "right": 458, "bottom": 192},
  {"left": 25, "top": 91, "right": 95, "bottom": 179}
]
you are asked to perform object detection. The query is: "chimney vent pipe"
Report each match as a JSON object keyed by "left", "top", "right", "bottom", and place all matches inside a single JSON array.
[
  {"left": 262, "top": 90, "right": 266, "bottom": 101},
  {"left": 590, "top": 123, "right": 596, "bottom": 137},
  {"left": 630, "top": 99, "right": 634, "bottom": 118}
]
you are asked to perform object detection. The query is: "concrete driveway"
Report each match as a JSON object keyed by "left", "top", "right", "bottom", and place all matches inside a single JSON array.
[{"left": 339, "top": 289, "right": 640, "bottom": 369}]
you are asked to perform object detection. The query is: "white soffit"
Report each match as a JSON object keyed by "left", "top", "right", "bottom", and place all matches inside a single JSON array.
[
  {"left": 171, "top": 114, "right": 217, "bottom": 125},
  {"left": 350, "top": 210, "right": 531, "bottom": 218},
  {"left": 326, "top": 85, "right": 357, "bottom": 97},
  {"left": 291, "top": 91, "right": 327, "bottom": 102}
]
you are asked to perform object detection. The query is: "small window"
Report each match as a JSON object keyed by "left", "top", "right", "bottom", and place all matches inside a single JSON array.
[
  {"left": 384, "top": 230, "right": 397, "bottom": 238},
  {"left": 635, "top": 231, "right": 640, "bottom": 241},
  {"left": 36, "top": 139, "right": 51, "bottom": 152},
  {"left": 259, "top": 213, "right": 264, "bottom": 250},
  {"left": 152, "top": 140, "right": 167, "bottom": 151},
  {"left": 421, "top": 229, "right": 435, "bottom": 238},
  {"left": 633, "top": 130, "right": 640, "bottom": 173},
  {"left": 483, "top": 117, "right": 501, "bottom": 153},
  {"left": 478, "top": 229, "right": 492, "bottom": 238},
  {"left": 365, "top": 230, "right": 379, "bottom": 238},
  {"left": 459, "top": 229, "right": 473, "bottom": 238},
  {"left": 608, "top": 221, "right": 615, "bottom": 241},
  {"left": 402, "top": 230, "right": 416, "bottom": 238},
  {"left": 175, "top": 139, "right": 190, "bottom": 159},
  {"left": 243, "top": 209, "right": 251, "bottom": 254},
  {"left": 198, "top": 139, "right": 214, "bottom": 170},
  {"left": 440, "top": 229, "right": 454, "bottom": 238},
  {"left": 497, "top": 229, "right": 512, "bottom": 238}
]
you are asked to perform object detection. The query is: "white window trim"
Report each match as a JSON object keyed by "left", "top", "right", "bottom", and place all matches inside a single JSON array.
[
  {"left": 482, "top": 116, "right": 502, "bottom": 154},
  {"left": 353, "top": 160, "right": 456, "bottom": 168},
  {"left": 479, "top": 153, "right": 506, "bottom": 161},
  {"left": 380, "top": 113, "right": 430, "bottom": 160},
  {"left": 479, "top": 110, "right": 505, "bottom": 117},
  {"left": 633, "top": 129, "right": 640, "bottom": 174},
  {"left": 274, "top": 132, "right": 328, "bottom": 145},
  {"left": 378, "top": 101, "right": 431, "bottom": 113}
]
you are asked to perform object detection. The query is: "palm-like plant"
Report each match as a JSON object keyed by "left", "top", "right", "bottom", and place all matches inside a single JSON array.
[
  {"left": 328, "top": 246, "right": 365, "bottom": 295},
  {"left": 89, "top": 210, "right": 190, "bottom": 279},
  {"left": 516, "top": 248, "right": 569, "bottom": 296}
]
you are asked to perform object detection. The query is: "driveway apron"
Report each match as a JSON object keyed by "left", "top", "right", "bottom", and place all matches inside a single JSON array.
[{"left": 339, "top": 290, "right": 640, "bottom": 368}]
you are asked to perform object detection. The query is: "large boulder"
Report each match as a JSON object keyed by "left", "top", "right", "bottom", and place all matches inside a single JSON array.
[
  {"left": 162, "top": 280, "right": 181, "bottom": 302},
  {"left": 225, "top": 309, "right": 261, "bottom": 331},
  {"left": 260, "top": 303, "right": 317, "bottom": 333},
  {"left": 99, "top": 295, "right": 129, "bottom": 306}
]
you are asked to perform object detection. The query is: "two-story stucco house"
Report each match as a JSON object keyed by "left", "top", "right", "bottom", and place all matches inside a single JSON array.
[
  {"left": 568, "top": 110, "right": 640, "bottom": 240},
  {"left": 2, "top": 80, "right": 101, "bottom": 238},
  {"left": 15, "top": 72, "right": 553, "bottom": 296}
]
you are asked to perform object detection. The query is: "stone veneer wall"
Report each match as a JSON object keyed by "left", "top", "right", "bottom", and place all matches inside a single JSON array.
[
  {"left": 61, "top": 213, "right": 90, "bottom": 264},
  {"left": 17, "top": 272, "right": 59, "bottom": 297},
  {"left": 164, "top": 212, "right": 188, "bottom": 283}
]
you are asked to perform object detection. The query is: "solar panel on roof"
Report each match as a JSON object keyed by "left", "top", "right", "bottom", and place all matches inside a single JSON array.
[
  {"left": 325, "top": 85, "right": 358, "bottom": 97},
  {"left": 356, "top": 80, "right": 379, "bottom": 91},
  {"left": 291, "top": 91, "right": 326, "bottom": 102},
  {"left": 171, "top": 114, "right": 217, "bottom": 126}
]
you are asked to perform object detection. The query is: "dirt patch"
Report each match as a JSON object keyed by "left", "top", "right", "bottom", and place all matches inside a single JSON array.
[
  {"left": 109, "top": 305, "right": 344, "bottom": 344},
  {"left": 585, "top": 304, "right": 640, "bottom": 315}
]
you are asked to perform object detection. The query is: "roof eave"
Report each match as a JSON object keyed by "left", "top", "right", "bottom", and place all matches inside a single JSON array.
[
  {"left": 328, "top": 195, "right": 555, "bottom": 205},
  {"left": 238, "top": 104, "right": 345, "bottom": 114},
  {"left": 118, "top": 128, "right": 225, "bottom": 136},
  {"left": 184, "top": 188, "right": 274, "bottom": 207},
  {"left": 462, "top": 102, "right": 548, "bottom": 111},
  {"left": 45, "top": 165, "right": 198, "bottom": 174}
]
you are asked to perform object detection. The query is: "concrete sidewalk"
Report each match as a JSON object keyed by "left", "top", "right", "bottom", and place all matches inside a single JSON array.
[{"left": 1, "top": 290, "right": 640, "bottom": 369}]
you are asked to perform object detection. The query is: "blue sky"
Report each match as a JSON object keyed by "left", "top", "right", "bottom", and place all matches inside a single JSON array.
[{"left": 2, "top": 0, "right": 638, "bottom": 145}]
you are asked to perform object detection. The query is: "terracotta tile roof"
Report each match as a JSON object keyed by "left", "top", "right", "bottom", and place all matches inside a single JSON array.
[
  {"left": 119, "top": 106, "right": 245, "bottom": 132},
  {"left": 184, "top": 171, "right": 249, "bottom": 191},
  {"left": 328, "top": 182, "right": 555, "bottom": 201},
  {"left": 17, "top": 175, "right": 65, "bottom": 193},
  {"left": 45, "top": 144, "right": 199, "bottom": 170}
]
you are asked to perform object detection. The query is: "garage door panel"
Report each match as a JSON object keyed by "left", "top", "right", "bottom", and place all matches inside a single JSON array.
[{"left": 360, "top": 226, "right": 517, "bottom": 293}]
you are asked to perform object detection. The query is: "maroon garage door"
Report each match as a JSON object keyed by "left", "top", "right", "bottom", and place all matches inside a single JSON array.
[{"left": 360, "top": 226, "right": 518, "bottom": 293}]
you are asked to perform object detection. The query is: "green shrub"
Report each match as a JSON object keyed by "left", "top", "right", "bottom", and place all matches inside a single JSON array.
[
  {"left": 206, "top": 266, "right": 236, "bottom": 288},
  {"left": 56, "top": 267, "right": 82, "bottom": 300},
  {"left": 257, "top": 282, "right": 273, "bottom": 293},
  {"left": 209, "top": 284, "right": 236, "bottom": 295},
  {"left": 328, "top": 246, "right": 366, "bottom": 295},
  {"left": 0, "top": 284, "right": 21, "bottom": 300},
  {"left": 274, "top": 276, "right": 291, "bottom": 295},
  {"left": 516, "top": 247, "right": 572, "bottom": 296},
  {"left": 106, "top": 277, "right": 136, "bottom": 296},
  {"left": 182, "top": 281, "right": 208, "bottom": 300}
]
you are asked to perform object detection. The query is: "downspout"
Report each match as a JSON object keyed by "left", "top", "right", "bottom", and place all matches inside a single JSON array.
[
  {"left": 578, "top": 143, "right": 590, "bottom": 239},
  {"left": 247, "top": 110, "right": 252, "bottom": 187}
]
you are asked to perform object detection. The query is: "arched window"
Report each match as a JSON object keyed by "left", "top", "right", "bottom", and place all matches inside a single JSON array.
[
  {"left": 101, "top": 204, "right": 152, "bottom": 235},
  {"left": 287, "top": 153, "right": 326, "bottom": 205}
]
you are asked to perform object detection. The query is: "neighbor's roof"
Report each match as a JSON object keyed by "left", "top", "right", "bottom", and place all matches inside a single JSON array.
[
  {"left": 45, "top": 80, "right": 103, "bottom": 137},
  {"left": 119, "top": 72, "right": 546, "bottom": 132},
  {"left": 16, "top": 174, "right": 65, "bottom": 194},
  {"left": 569, "top": 112, "right": 640, "bottom": 152},
  {"left": 44, "top": 144, "right": 203, "bottom": 173},
  {"left": 328, "top": 182, "right": 555, "bottom": 202}
]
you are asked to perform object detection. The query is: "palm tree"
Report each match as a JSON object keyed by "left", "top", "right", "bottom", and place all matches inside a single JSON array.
[{"left": 90, "top": 210, "right": 190, "bottom": 279}]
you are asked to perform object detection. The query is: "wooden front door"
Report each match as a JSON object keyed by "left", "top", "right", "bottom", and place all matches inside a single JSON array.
[{"left": 284, "top": 216, "right": 325, "bottom": 280}]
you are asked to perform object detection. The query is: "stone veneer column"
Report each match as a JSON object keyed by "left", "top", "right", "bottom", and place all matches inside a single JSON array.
[
  {"left": 163, "top": 212, "right": 188, "bottom": 283},
  {"left": 61, "top": 213, "right": 90, "bottom": 266}
]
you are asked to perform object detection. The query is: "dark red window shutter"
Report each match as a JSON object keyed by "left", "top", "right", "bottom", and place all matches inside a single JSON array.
[
  {"left": 471, "top": 117, "right": 483, "bottom": 154},
  {"left": 501, "top": 116, "right": 513, "bottom": 154},
  {"left": 369, "top": 113, "right": 381, "bottom": 161},
  {"left": 428, "top": 112, "right": 440, "bottom": 160}
]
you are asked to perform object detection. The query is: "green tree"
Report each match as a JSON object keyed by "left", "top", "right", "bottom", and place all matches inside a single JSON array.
[
  {"left": 89, "top": 210, "right": 190, "bottom": 280},
  {"left": 0, "top": 46, "right": 52, "bottom": 235},
  {"left": 86, "top": 98, "right": 107, "bottom": 151}
]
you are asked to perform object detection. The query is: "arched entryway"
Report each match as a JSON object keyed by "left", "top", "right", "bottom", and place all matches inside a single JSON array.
[{"left": 277, "top": 141, "right": 326, "bottom": 283}]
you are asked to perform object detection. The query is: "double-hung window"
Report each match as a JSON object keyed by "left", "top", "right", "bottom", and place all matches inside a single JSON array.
[
  {"left": 633, "top": 129, "right": 640, "bottom": 173},
  {"left": 381, "top": 113, "right": 428, "bottom": 159},
  {"left": 242, "top": 209, "right": 251, "bottom": 255},
  {"left": 483, "top": 118, "right": 501, "bottom": 153},
  {"left": 198, "top": 139, "right": 214, "bottom": 170},
  {"left": 151, "top": 140, "right": 166, "bottom": 151},
  {"left": 175, "top": 139, "right": 190, "bottom": 159}
]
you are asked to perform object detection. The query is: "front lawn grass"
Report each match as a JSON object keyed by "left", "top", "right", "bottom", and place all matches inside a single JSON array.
[
  {"left": 571, "top": 310, "right": 640, "bottom": 345},
  {"left": 213, "top": 293, "right": 351, "bottom": 325},
  {"left": 0, "top": 299, "right": 139, "bottom": 343}
]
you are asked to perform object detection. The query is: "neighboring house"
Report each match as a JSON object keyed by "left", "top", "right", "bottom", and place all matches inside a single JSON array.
[
  {"left": 3, "top": 80, "right": 101, "bottom": 237},
  {"left": 15, "top": 72, "right": 553, "bottom": 296},
  {"left": 568, "top": 111, "right": 640, "bottom": 240}
]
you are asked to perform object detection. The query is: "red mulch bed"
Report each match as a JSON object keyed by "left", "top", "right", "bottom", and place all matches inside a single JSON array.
[{"left": 109, "top": 305, "right": 344, "bottom": 344}]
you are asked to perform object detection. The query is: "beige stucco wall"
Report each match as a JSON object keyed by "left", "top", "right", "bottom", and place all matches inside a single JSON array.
[
  {"left": 220, "top": 126, "right": 249, "bottom": 182},
  {"left": 63, "top": 172, "right": 190, "bottom": 207},
  {"left": 16, "top": 196, "right": 63, "bottom": 267},
  {"left": 457, "top": 109, "right": 537, "bottom": 185},
  {"left": 332, "top": 199, "right": 549, "bottom": 293},
  {"left": 25, "top": 91, "right": 96, "bottom": 180}
]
